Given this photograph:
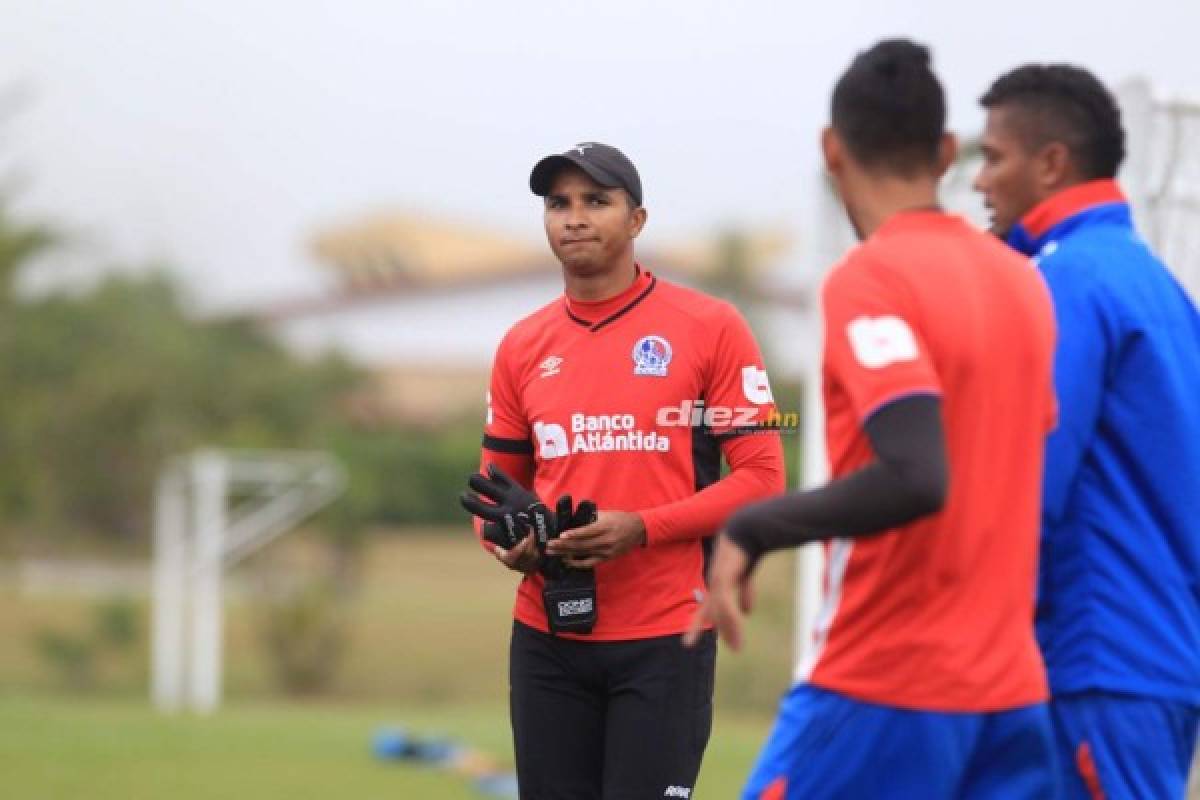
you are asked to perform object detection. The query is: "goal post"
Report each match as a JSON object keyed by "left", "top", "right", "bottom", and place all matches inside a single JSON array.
[
  {"left": 151, "top": 449, "right": 346, "bottom": 713},
  {"left": 791, "top": 175, "right": 850, "bottom": 675}
]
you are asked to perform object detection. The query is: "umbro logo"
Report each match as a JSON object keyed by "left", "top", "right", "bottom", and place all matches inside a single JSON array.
[{"left": 539, "top": 356, "right": 563, "bottom": 378}]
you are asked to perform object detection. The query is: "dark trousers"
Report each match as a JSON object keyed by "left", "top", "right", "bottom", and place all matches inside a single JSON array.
[{"left": 509, "top": 620, "right": 716, "bottom": 800}]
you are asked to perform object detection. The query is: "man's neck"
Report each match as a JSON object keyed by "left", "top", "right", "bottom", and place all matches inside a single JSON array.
[
  {"left": 847, "top": 176, "right": 940, "bottom": 239},
  {"left": 564, "top": 258, "right": 639, "bottom": 302},
  {"left": 1037, "top": 174, "right": 1093, "bottom": 207}
]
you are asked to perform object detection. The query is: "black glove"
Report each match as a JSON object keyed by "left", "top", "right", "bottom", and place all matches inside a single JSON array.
[
  {"left": 541, "top": 497, "right": 599, "bottom": 635},
  {"left": 540, "top": 496, "right": 597, "bottom": 580},
  {"left": 459, "top": 464, "right": 556, "bottom": 550}
]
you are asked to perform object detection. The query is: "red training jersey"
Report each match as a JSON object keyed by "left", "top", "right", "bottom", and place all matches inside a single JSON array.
[
  {"left": 481, "top": 267, "right": 786, "bottom": 640},
  {"left": 806, "top": 211, "right": 1057, "bottom": 711}
]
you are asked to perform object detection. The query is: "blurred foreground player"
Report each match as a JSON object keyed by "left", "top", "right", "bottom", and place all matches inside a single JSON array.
[
  {"left": 976, "top": 64, "right": 1200, "bottom": 799},
  {"left": 687, "top": 40, "right": 1061, "bottom": 798},
  {"left": 462, "top": 142, "right": 785, "bottom": 799}
]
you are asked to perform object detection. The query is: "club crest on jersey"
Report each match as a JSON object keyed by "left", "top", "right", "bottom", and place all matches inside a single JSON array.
[{"left": 632, "top": 335, "right": 672, "bottom": 377}]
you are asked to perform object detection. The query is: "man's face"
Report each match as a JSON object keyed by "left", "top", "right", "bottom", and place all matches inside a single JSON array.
[
  {"left": 974, "top": 106, "right": 1047, "bottom": 238},
  {"left": 543, "top": 167, "right": 644, "bottom": 275}
]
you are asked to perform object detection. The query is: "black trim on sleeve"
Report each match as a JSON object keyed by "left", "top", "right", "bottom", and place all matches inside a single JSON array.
[
  {"left": 725, "top": 394, "right": 948, "bottom": 565},
  {"left": 691, "top": 416, "right": 723, "bottom": 494},
  {"left": 482, "top": 434, "right": 535, "bottom": 455},
  {"left": 689, "top": 397, "right": 723, "bottom": 573}
]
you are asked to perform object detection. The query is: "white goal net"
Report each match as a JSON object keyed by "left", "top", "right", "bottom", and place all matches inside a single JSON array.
[{"left": 1118, "top": 79, "right": 1200, "bottom": 298}]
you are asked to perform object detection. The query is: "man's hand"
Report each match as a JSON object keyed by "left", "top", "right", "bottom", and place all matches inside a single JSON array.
[
  {"left": 492, "top": 534, "right": 541, "bottom": 575},
  {"left": 683, "top": 534, "right": 757, "bottom": 651},
  {"left": 544, "top": 510, "right": 646, "bottom": 568},
  {"left": 460, "top": 464, "right": 552, "bottom": 550}
]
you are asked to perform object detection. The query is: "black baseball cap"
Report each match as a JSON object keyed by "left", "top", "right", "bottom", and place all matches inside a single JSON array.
[{"left": 529, "top": 142, "right": 643, "bottom": 207}]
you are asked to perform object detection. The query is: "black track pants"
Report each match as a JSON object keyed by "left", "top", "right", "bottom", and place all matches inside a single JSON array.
[{"left": 509, "top": 620, "right": 717, "bottom": 800}]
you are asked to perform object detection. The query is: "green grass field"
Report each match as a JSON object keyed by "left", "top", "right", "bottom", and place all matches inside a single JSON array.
[
  {"left": 1, "top": 531, "right": 798, "bottom": 798},
  {"left": 0, "top": 694, "right": 775, "bottom": 799}
]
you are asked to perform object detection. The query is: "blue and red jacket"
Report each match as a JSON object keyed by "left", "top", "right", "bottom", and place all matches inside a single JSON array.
[{"left": 1007, "top": 179, "right": 1200, "bottom": 704}]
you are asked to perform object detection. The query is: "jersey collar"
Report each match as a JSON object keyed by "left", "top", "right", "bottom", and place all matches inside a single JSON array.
[
  {"left": 564, "top": 265, "right": 657, "bottom": 332},
  {"left": 871, "top": 206, "right": 951, "bottom": 238},
  {"left": 1006, "top": 179, "right": 1130, "bottom": 256}
]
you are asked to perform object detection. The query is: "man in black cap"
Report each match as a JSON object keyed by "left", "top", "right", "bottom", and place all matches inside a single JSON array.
[{"left": 461, "top": 142, "right": 786, "bottom": 798}]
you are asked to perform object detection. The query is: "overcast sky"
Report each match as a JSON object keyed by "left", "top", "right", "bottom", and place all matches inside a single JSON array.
[{"left": 3, "top": 0, "right": 1198, "bottom": 310}]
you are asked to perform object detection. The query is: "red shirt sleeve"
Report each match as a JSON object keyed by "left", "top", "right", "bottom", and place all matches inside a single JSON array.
[
  {"left": 641, "top": 304, "right": 787, "bottom": 544},
  {"left": 472, "top": 335, "right": 535, "bottom": 548},
  {"left": 822, "top": 254, "right": 942, "bottom": 421},
  {"left": 700, "top": 303, "right": 779, "bottom": 433},
  {"left": 640, "top": 433, "right": 785, "bottom": 545},
  {"left": 483, "top": 333, "right": 532, "bottom": 450}
]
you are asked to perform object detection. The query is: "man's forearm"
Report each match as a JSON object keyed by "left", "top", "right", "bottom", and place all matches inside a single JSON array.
[
  {"left": 641, "top": 432, "right": 786, "bottom": 545},
  {"left": 726, "top": 395, "right": 947, "bottom": 561}
]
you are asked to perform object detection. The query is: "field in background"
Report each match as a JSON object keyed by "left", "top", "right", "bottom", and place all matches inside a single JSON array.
[
  {"left": 0, "top": 694, "right": 777, "bottom": 799},
  {"left": 1, "top": 530, "right": 797, "bottom": 798}
]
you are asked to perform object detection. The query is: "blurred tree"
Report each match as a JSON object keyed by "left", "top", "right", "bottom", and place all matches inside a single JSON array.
[
  {"left": 0, "top": 203, "right": 56, "bottom": 520},
  {"left": 0, "top": 201, "right": 477, "bottom": 546},
  {"left": 0, "top": 203, "right": 53, "bottom": 306},
  {"left": 258, "top": 580, "right": 348, "bottom": 695},
  {"left": 31, "top": 594, "right": 142, "bottom": 691},
  {"left": 0, "top": 266, "right": 362, "bottom": 539}
]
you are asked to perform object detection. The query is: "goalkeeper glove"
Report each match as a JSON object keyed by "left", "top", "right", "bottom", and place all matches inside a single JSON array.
[
  {"left": 540, "top": 495, "right": 599, "bottom": 635},
  {"left": 459, "top": 464, "right": 555, "bottom": 550},
  {"left": 539, "top": 495, "right": 597, "bottom": 580}
]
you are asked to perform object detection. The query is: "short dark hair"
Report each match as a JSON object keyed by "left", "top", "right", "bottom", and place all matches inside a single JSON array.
[
  {"left": 980, "top": 65, "right": 1125, "bottom": 180},
  {"left": 831, "top": 39, "right": 945, "bottom": 175}
]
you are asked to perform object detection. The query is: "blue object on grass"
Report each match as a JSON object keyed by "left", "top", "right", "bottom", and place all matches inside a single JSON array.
[
  {"left": 372, "top": 727, "right": 413, "bottom": 760},
  {"left": 372, "top": 727, "right": 461, "bottom": 764},
  {"left": 475, "top": 773, "right": 519, "bottom": 798},
  {"left": 410, "top": 737, "right": 458, "bottom": 764}
]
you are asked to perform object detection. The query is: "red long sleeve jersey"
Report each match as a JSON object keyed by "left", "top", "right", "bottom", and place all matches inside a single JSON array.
[
  {"left": 481, "top": 268, "right": 786, "bottom": 640},
  {"left": 808, "top": 211, "right": 1055, "bottom": 711}
]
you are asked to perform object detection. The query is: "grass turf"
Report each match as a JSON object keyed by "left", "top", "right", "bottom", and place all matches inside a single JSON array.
[
  {"left": 0, "top": 531, "right": 805, "bottom": 797},
  {"left": 0, "top": 693, "right": 773, "bottom": 799}
]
